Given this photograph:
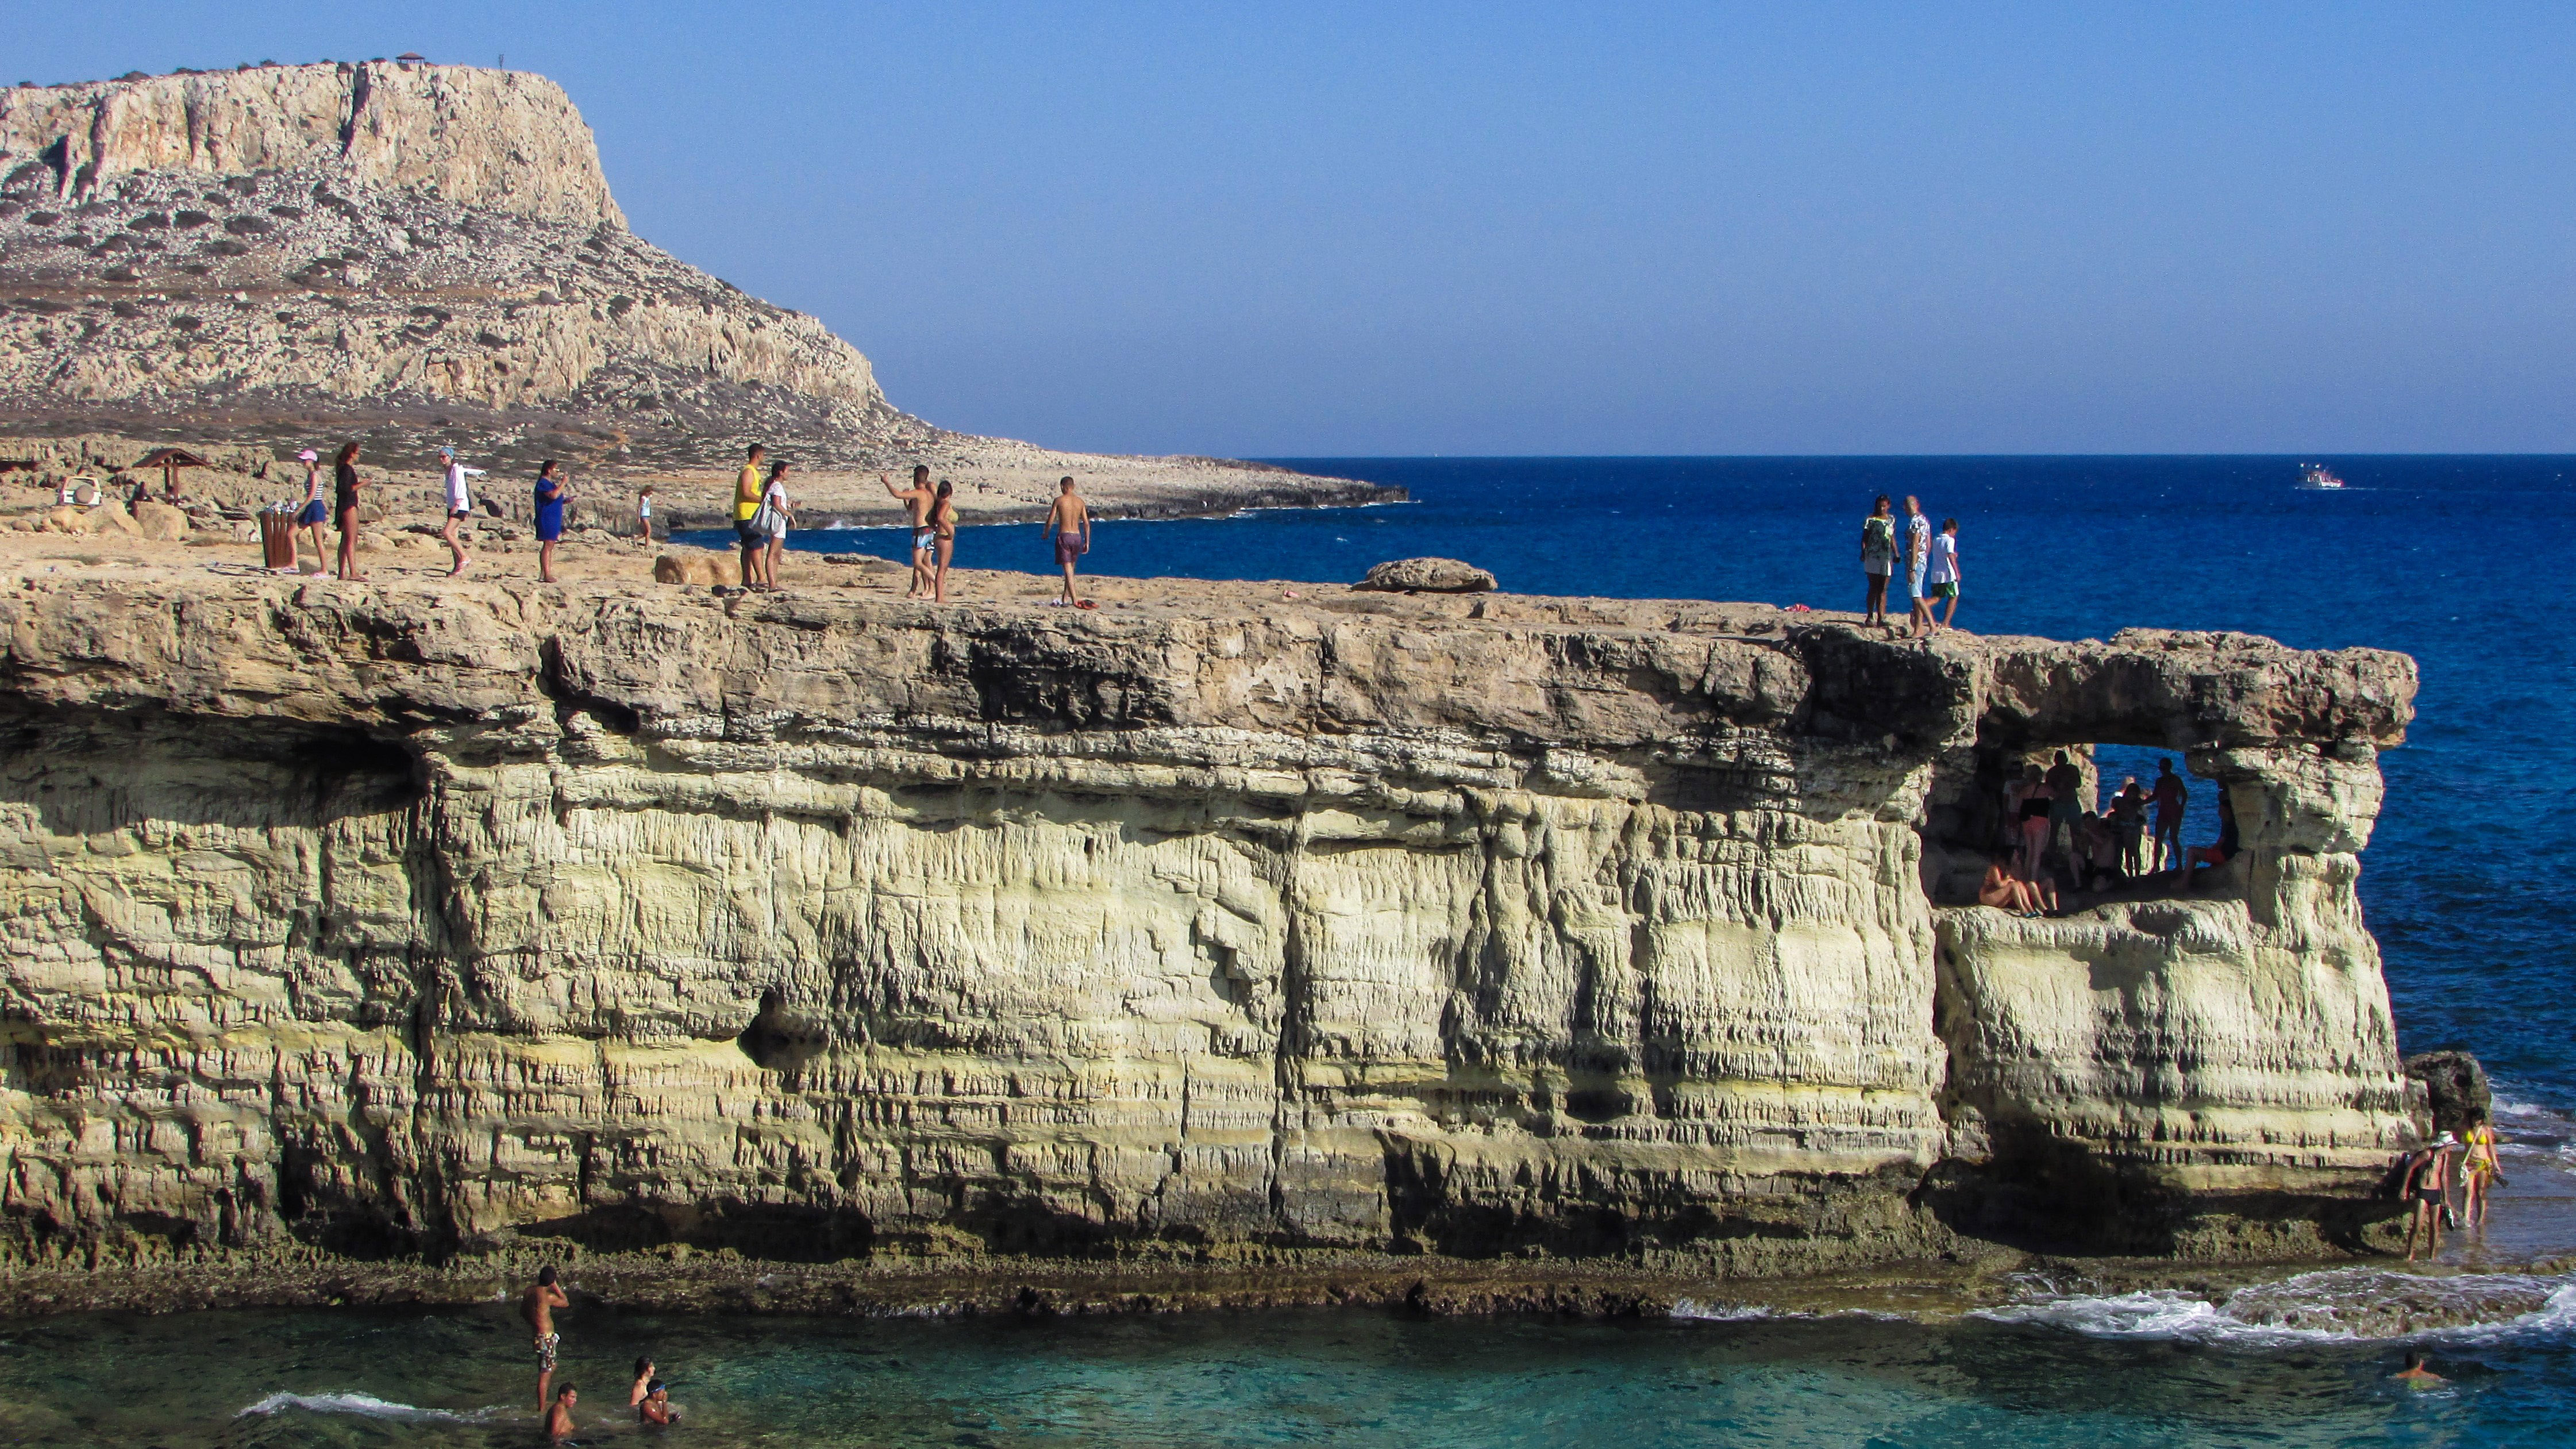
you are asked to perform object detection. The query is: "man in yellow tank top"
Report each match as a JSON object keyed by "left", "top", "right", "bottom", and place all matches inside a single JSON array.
[{"left": 733, "top": 442, "right": 767, "bottom": 586}]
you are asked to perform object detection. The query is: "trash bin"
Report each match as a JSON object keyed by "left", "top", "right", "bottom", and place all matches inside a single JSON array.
[{"left": 259, "top": 509, "right": 298, "bottom": 571}]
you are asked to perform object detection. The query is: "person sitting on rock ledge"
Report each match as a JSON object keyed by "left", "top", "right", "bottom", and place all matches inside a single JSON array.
[
  {"left": 2184, "top": 790, "right": 2240, "bottom": 883},
  {"left": 1978, "top": 855, "right": 2055, "bottom": 917}
]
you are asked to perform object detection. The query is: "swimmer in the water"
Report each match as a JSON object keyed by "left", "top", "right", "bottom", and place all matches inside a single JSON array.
[
  {"left": 638, "top": 1378, "right": 681, "bottom": 1427},
  {"left": 629, "top": 1357, "right": 656, "bottom": 1408},
  {"left": 542, "top": 1383, "right": 579, "bottom": 1443},
  {"left": 2392, "top": 1350, "right": 2445, "bottom": 1386}
]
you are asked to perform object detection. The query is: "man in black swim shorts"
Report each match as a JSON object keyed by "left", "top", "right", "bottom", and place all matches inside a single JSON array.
[{"left": 2401, "top": 1132, "right": 2461, "bottom": 1261}]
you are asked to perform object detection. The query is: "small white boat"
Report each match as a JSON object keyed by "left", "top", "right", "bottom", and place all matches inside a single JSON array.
[{"left": 2298, "top": 463, "right": 2346, "bottom": 490}]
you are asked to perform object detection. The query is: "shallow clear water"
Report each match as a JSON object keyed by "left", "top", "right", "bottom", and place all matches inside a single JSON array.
[
  {"left": 13, "top": 1294, "right": 2576, "bottom": 1447},
  {"left": 423, "top": 456, "right": 2576, "bottom": 1442}
]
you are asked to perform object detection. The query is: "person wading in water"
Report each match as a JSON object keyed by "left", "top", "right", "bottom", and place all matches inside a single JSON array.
[{"left": 2400, "top": 1133, "right": 2462, "bottom": 1261}]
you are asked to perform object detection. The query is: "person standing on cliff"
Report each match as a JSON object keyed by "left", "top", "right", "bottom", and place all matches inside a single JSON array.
[
  {"left": 758, "top": 460, "right": 794, "bottom": 590},
  {"left": 332, "top": 441, "right": 367, "bottom": 582},
  {"left": 523, "top": 1264, "right": 570, "bottom": 1411},
  {"left": 1902, "top": 495, "right": 1934, "bottom": 636},
  {"left": 733, "top": 443, "right": 767, "bottom": 587},
  {"left": 883, "top": 465, "right": 937, "bottom": 598},
  {"left": 930, "top": 479, "right": 959, "bottom": 602},
  {"left": 2108, "top": 777, "right": 2150, "bottom": 877},
  {"left": 438, "top": 446, "right": 485, "bottom": 578},
  {"left": 1924, "top": 517, "right": 1961, "bottom": 631},
  {"left": 1044, "top": 475, "right": 1091, "bottom": 606},
  {"left": 2150, "top": 759, "right": 2189, "bottom": 874},
  {"left": 291, "top": 448, "right": 329, "bottom": 570},
  {"left": 1859, "top": 495, "right": 1897, "bottom": 627},
  {"left": 636, "top": 484, "right": 656, "bottom": 543},
  {"left": 533, "top": 460, "right": 568, "bottom": 583},
  {"left": 2044, "top": 751, "right": 2086, "bottom": 884}
]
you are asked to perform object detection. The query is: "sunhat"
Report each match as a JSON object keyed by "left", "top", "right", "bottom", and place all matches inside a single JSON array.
[{"left": 295, "top": 449, "right": 318, "bottom": 462}]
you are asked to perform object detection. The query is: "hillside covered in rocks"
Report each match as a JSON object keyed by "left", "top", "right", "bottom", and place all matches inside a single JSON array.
[{"left": 0, "top": 60, "right": 1377, "bottom": 509}]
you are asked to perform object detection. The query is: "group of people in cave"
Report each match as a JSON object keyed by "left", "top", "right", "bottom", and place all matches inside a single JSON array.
[{"left": 1977, "top": 751, "right": 2239, "bottom": 917}]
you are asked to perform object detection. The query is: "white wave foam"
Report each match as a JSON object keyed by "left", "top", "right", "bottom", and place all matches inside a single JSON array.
[
  {"left": 1974, "top": 1268, "right": 2576, "bottom": 1347},
  {"left": 1670, "top": 1297, "right": 1905, "bottom": 1324},
  {"left": 236, "top": 1391, "right": 506, "bottom": 1423}
]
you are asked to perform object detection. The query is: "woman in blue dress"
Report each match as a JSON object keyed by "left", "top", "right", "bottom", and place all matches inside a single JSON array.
[{"left": 533, "top": 460, "right": 567, "bottom": 583}]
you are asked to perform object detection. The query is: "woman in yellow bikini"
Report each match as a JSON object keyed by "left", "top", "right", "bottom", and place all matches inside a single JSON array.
[{"left": 2462, "top": 1113, "right": 2504, "bottom": 1227}]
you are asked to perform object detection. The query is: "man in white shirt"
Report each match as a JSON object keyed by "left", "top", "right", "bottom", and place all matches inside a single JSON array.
[
  {"left": 1903, "top": 494, "right": 1934, "bottom": 637},
  {"left": 439, "top": 445, "right": 486, "bottom": 577}
]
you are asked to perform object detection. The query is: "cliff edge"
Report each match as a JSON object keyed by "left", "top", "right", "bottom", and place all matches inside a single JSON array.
[{"left": 0, "top": 564, "right": 2423, "bottom": 1272}]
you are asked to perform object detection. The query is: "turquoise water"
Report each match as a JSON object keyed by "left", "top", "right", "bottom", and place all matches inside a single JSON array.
[
  {"left": 17, "top": 1292, "right": 2576, "bottom": 1447},
  {"left": 260, "top": 456, "right": 2576, "bottom": 1443}
]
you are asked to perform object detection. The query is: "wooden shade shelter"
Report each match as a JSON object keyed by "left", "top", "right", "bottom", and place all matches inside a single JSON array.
[{"left": 134, "top": 447, "right": 209, "bottom": 498}]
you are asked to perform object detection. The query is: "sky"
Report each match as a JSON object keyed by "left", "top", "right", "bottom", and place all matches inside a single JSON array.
[{"left": 16, "top": 3, "right": 2576, "bottom": 455}]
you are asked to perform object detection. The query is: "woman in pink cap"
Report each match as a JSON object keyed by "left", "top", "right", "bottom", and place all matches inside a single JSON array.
[{"left": 292, "top": 448, "right": 329, "bottom": 570}]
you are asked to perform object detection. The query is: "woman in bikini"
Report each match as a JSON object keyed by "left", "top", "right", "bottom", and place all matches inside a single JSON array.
[
  {"left": 2462, "top": 1112, "right": 2503, "bottom": 1227},
  {"left": 929, "top": 479, "right": 957, "bottom": 602}
]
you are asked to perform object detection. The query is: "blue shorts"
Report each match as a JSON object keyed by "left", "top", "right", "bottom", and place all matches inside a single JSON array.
[
  {"left": 295, "top": 500, "right": 328, "bottom": 526},
  {"left": 1908, "top": 558, "right": 1927, "bottom": 599}
]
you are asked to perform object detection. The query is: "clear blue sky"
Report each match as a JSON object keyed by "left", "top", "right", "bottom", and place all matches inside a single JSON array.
[{"left": 17, "top": 3, "right": 2576, "bottom": 455}]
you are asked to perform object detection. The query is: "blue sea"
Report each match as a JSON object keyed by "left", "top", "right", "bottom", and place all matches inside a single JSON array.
[{"left": 140, "top": 457, "right": 2570, "bottom": 1446}]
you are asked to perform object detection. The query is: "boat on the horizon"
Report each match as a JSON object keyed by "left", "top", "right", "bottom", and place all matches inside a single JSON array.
[{"left": 2298, "top": 463, "right": 2347, "bottom": 490}]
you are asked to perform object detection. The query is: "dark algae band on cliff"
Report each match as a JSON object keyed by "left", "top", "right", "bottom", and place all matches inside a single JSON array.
[{"left": 0, "top": 564, "right": 2420, "bottom": 1274}]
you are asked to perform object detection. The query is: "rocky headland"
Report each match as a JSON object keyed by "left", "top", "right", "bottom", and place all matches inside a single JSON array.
[
  {"left": 0, "top": 530, "right": 2430, "bottom": 1309},
  {"left": 0, "top": 60, "right": 1393, "bottom": 522}
]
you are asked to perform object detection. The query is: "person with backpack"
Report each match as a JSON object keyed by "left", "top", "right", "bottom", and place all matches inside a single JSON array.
[{"left": 1859, "top": 494, "right": 1897, "bottom": 627}]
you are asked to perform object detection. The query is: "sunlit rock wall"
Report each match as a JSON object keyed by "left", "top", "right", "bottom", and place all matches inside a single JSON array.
[{"left": 0, "top": 576, "right": 2420, "bottom": 1265}]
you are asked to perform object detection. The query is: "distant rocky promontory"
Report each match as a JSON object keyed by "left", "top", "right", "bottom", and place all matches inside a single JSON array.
[{"left": 0, "top": 60, "right": 1391, "bottom": 516}]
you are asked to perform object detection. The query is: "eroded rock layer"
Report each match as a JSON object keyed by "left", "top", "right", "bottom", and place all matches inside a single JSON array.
[{"left": 0, "top": 574, "right": 2421, "bottom": 1267}]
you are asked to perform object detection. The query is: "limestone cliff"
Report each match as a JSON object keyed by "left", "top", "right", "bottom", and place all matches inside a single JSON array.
[
  {"left": 0, "top": 62, "right": 1365, "bottom": 508},
  {"left": 0, "top": 571, "right": 2421, "bottom": 1268}
]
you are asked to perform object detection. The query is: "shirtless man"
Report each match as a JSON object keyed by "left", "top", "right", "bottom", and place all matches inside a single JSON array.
[
  {"left": 522, "top": 1264, "right": 570, "bottom": 1410},
  {"left": 881, "top": 465, "right": 937, "bottom": 598},
  {"left": 1043, "top": 475, "right": 1090, "bottom": 605},
  {"left": 542, "top": 1383, "right": 580, "bottom": 1443},
  {"left": 2401, "top": 1133, "right": 2461, "bottom": 1261}
]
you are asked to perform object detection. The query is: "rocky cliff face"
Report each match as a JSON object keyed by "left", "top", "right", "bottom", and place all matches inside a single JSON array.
[
  {"left": 0, "top": 571, "right": 2422, "bottom": 1269},
  {"left": 0, "top": 62, "right": 1345, "bottom": 505},
  {"left": 1, "top": 62, "right": 624, "bottom": 228}
]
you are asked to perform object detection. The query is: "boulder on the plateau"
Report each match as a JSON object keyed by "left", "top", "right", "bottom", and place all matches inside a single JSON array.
[
  {"left": 1353, "top": 557, "right": 1497, "bottom": 593},
  {"left": 130, "top": 501, "right": 190, "bottom": 541}
]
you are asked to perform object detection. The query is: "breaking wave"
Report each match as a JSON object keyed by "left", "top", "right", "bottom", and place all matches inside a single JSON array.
[
  {"left": 1670, "top": 1297, "right": 1907, "bottom": 1324},
  {"left": 1975, "top": 1267, "right": 2576, "bottom": 1346},
  {"left": 237, "top": 1390, "right": 508, "bottom": 1423}
]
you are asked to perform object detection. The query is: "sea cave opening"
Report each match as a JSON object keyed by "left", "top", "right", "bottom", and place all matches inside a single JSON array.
[{"left": 1922, "top": 739, "right": 2250, "bottom": 913}]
